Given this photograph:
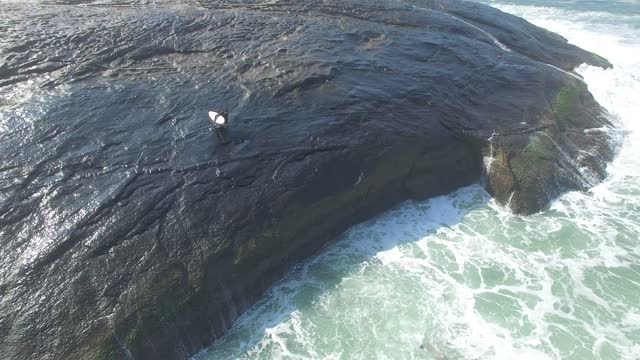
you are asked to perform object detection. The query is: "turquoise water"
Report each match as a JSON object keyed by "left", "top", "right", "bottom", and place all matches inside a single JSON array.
[{"left": 196, "top": 1, "right": 640, "bottom": 359}]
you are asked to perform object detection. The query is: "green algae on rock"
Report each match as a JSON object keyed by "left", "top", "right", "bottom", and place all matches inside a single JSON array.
[{"left": 486, "top": 80, "right": 612, "bottom": 214}]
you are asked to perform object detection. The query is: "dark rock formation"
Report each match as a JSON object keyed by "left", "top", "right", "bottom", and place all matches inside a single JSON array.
[{"left": 0, "top": 0, "right": 613, "bottom": 359}]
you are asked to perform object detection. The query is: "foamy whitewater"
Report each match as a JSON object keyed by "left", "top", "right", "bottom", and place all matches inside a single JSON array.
[{"left": 196, "top": 1, "right": 640, "bottom": 359}]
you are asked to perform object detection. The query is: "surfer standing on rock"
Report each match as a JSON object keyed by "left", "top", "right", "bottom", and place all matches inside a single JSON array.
[{"left": 209, "top": 111, "right": 230, "bottom": 144}]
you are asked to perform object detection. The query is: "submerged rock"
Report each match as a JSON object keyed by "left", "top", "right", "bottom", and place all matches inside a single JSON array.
[{"left": 0, "top": 0, "right": 613, "bottom": 359}]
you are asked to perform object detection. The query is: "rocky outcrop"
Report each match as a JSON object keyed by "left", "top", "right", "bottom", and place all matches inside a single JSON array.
[
  {"left": 0, "top": 0, "right": 613, "bottom": 359},
  {"left": 485, "top": 80, "right": 614, "bottom": 214}
]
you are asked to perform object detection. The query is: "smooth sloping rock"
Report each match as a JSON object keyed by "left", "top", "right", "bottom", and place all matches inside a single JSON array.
[{"left": 0, "top": 0, "right": 613, "bottom": 359}]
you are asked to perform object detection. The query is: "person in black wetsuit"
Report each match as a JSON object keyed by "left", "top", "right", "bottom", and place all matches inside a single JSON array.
[{"left": 209, "top": 111, "right": 230, "bottom": 144}]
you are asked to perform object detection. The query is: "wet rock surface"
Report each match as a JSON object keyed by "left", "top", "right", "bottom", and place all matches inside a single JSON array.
[{"left": 0, "top": 0, "right": 613, "bottom": 359}]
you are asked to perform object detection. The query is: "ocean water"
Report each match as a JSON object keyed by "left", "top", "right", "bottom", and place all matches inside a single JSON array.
[{"left": 196, "top": 1, "right": 640, "bottom": 359}]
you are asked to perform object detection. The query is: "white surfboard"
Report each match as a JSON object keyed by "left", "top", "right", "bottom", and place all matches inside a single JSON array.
[{"left": 208, "top": 111, "right": 226, "bottom": 125}]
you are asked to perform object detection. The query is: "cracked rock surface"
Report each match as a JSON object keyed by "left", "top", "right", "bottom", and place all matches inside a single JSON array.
[{"left": 0, "top": 0, "right": 613, "bottom": 359}]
